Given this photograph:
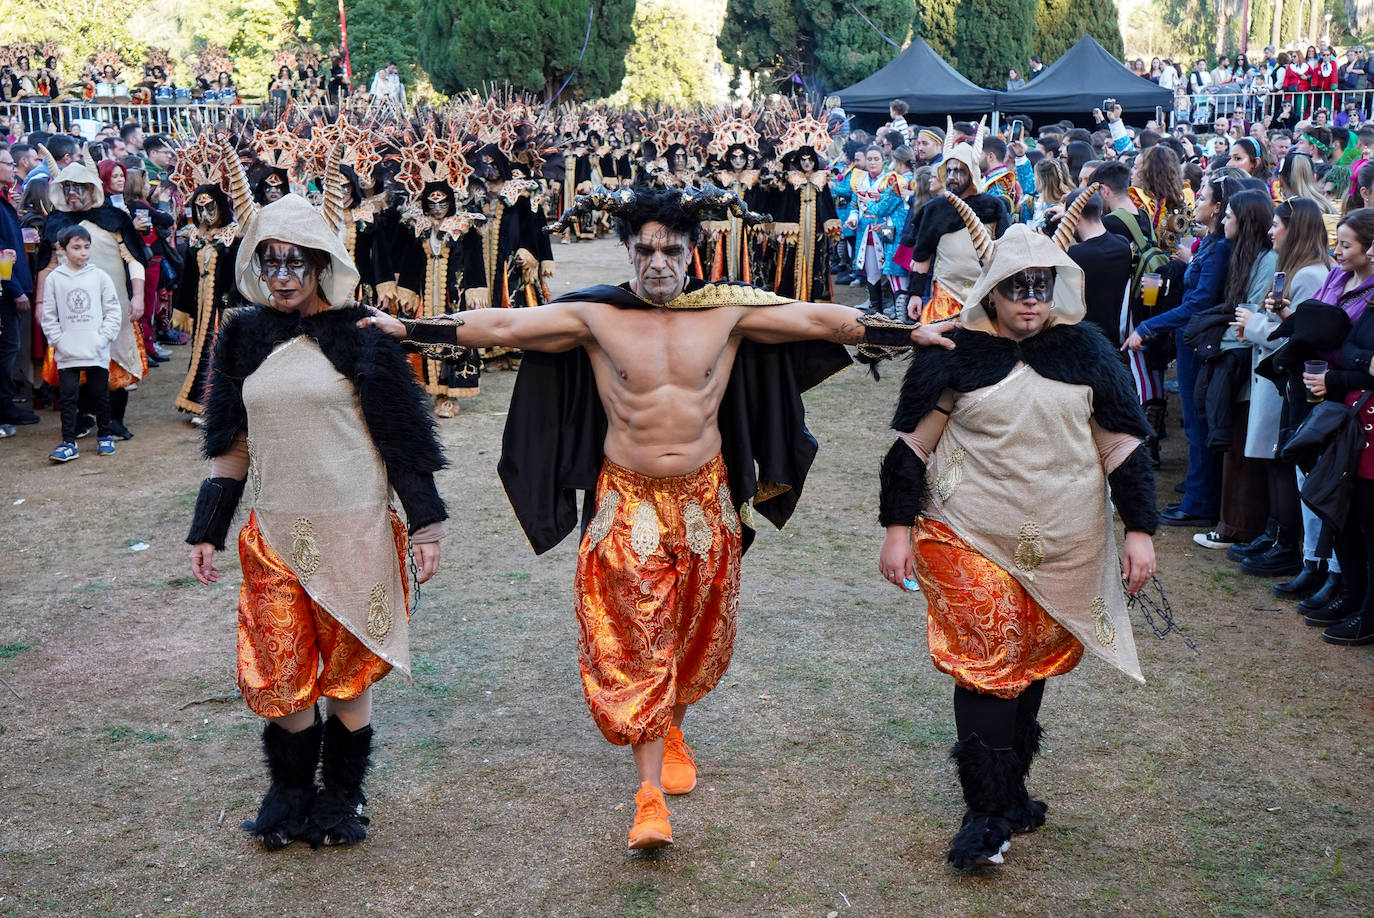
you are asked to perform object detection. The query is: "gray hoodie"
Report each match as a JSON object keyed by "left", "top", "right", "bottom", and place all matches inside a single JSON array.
[{"left": 39, "top": 261, "right": 122, "bottom": 369}]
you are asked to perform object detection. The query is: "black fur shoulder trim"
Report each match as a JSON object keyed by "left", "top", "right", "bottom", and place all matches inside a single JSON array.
[
  {"left": 1019, "top": 324, "right": 1153, "bottom": 440},
  {"left": 891, "top": 329, "right": 1017, "bottom": 431}
]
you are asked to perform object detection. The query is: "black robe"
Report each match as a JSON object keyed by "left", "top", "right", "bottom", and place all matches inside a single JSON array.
[{"left": 495, "top": 278, "right": 853, "bottom": 555}]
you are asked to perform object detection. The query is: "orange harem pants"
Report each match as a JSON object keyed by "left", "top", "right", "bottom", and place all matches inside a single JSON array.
[
  {"left": 574, "top": 454, "right": 743, "bottom": 746},
  {"left": 237, "top": 509, "right": 410, "bottom": 718},
  {"left": 911, "top": 517, "right": 1083, "bottom": 699}
]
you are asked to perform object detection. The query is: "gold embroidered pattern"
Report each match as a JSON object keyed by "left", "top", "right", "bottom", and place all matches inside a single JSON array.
[
  {"left": 588, "top": 490, "right": 620, "bottom": 546},
  {"left": 290, "top": 517, "right": 321, "bottom": 582},
  {"left": 739, "top": 500, "right": 757, "bottom": 530},
  {"left": 630, "top": 501, "right": 661, "bottom": 562},
  {"left": 246, "top": 435, "right": 262, "bottom": 505},
  {"left": 366, "top": 583, "right": 393, "bottom": 641},
  {"left": 683, "top": 500, "right": 712, "bottom": 557},
  {"left": 402, "top": 314, "right": 468, "bottom": 360},
  {"left": 1091, "top": 597, "right": 1117, "bottom": 649},
  {"left": 665, "top": 283, "right": 793, "bottom": 310},
  {"left": 755, "top": 480, "right": 789, "bottom": 503},
  {"left": 935, "top": 447, "right": 965, "bottom": 501},
  {"left": 718, "top": 483, "right": 739, "bottom": 535},
  {"left": 1014, "top": 520, "right": 1045, "bottom": 574}
]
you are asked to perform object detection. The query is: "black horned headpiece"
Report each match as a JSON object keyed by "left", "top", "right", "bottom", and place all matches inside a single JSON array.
[{"left": 544, "top": 182, "right": 772, "bottom": 238}]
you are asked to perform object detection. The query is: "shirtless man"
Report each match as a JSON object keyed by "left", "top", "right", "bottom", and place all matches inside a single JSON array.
[{"left": 364, "top": 186, "right": 954, "bottom": 850}]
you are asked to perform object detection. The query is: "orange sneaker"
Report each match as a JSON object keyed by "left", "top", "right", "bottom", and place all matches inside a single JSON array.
[
  {"left": 660, "top": 726, "right": 697, "bottom": 795},
  {"left": 627, "top": 782, "right": 673, "bottom": 849}
]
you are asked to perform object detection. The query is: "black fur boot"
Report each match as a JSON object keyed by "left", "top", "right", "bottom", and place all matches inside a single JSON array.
[
  {"left": 242, "top": 711, "right": 322, "bottom": 850},
  {"left": 1003, "top": 717, "right": 1048, "bottom": 833},
  {"left": 947, "top": 736, "right": 1018, "bottom": 868},
  {"left": 304, "top": 715, "right": 374, "bottom": 848}
]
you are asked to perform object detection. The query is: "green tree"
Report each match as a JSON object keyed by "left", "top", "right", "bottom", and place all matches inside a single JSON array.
[
  {"left": 949, "top": 0, "right": 1034, "bottom": 87},
  {"left": 1156, "top": 0, "right": 1217, "bottom": 63},
  {"left": 613, "top": 0, "right": 727, "bottom": 107},
  {"left": 298, "top": 0, "right": 420, "bottom": 88},
  {"left": 914, "top": 0, "right": 959, "bottom": 60},
  {"left": 416, "top": 0, "right": 633, "bottom": 99},
  {"left": 1034, "top": 0, "right": 1124, "bottom": 64},
  {"left": 718, "top": 0, "right": 914, "bottom": 95}
]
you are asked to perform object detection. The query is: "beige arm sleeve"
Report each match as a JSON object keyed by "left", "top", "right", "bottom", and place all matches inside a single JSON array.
[
  {"left": 1091, "top": 419, "right": 1142, "bottom": 474},
  {"left": 409, "top": 522, "right": 446, "bottom": 544},
  {"left": 210, "top": 430, "right": 250, "bottom": 479},
  {"left": 895, "top": 390, "right": 955, "bottom": 461}
]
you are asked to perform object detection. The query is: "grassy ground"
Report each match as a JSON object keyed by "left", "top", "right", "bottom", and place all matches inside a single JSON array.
[{"left": 0, "top": 239, "right": 1370, "bottom": 917}]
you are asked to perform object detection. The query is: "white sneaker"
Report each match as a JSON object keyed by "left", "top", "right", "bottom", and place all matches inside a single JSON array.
[{"left": 1192, "top": 530, "right": 1235, "bottom": 549}]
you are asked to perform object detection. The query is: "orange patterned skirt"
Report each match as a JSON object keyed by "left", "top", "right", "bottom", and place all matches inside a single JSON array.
[
  {"left": 918, "top": 282, "right": 964, "bottom": 325},
  {"left": 574, "top": 455, "right": 743, "bottom": 745},
  {"left": 911, "top": 517, "right": 1083, "bottom": 698},
  {"left": 236, "top": 509, "right": 409, "bottom": 717}
]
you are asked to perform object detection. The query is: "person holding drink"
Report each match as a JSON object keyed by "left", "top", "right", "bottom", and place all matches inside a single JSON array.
[{"left": 1292, "top": 207, "right": 1374, "bottom": 644}]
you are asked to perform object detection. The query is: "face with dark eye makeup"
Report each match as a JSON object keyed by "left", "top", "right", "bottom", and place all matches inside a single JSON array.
[
  {"left": 627, "top": 222, "right": 691, "bottom": 305},
  {"left": 257, "top": 241, "right": 324, "bottom": 313}
]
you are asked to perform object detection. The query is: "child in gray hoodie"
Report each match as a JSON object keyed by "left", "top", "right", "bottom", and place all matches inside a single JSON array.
[{"left": 38, "top": 225, "right": 122, "bottom": 461}]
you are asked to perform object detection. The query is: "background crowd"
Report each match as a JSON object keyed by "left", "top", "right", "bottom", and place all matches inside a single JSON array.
[{"left": 2, "top": 71, "right": 1373, "bottom": 651}]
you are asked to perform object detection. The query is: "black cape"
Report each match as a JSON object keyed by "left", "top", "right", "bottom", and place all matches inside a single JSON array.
[{"left": 497, "top": 278, "right": 853, "bottom": 555}]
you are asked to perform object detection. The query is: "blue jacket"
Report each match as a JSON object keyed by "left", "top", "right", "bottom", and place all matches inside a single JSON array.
[
  {"left": 0, "top": 193, "right": 33, "bottom": 300},
  {"left": 1136, "top": 234, "right": 1232, "bottom": 339},
  {"left": 865, "top": 183, "right": 909, "bottom": 276}
]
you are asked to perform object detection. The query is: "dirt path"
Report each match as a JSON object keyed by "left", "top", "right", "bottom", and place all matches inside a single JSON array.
[{"left": 0, "top": 239, "right": 1369, "bottom": 917}]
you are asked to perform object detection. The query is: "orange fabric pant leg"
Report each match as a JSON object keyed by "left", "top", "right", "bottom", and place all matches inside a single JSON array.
[
  {"left": 919, "top": 282, "right": 964, "bottom": 325},
  {"left": 237, "top": 509, "right": 409, "bottom": 718},
  {"left": 911, "top": 517, "right": 1083, "bottom": 699},
  {"left": 574, "top": 455, "right": 743, "bottom": 746}
]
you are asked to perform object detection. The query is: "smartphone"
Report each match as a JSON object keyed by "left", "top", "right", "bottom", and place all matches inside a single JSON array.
[
  {"left": 1102, "top": 97, "right": 1116, "bottom": 111},
  {"left": 1269, "top": 271, "right": 1287, "bottom": 302},
  {"left": 1011, "top": 121, "right": 1024, "bottom": 142},
  {"left": 1156, "top": 106, "right": 1164, "bottom": 125}
]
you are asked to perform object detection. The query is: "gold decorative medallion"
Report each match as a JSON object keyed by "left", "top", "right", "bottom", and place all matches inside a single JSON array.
[
  {"left": 683, "top": 500, "right": 712, "bottom": 557},
  {"left": 935, "top": 447, "right": 965, "bottom": 501},
  {"left": 630, "top": 502, "right": 661, "bottom": 562},
  {"left": 1091, "top": 597, "right": 1117, "bottom": 649},
  {"left": 1013, "top": 520, "right": 1045, "bottom": 575},
  {"left": 366, "top": 583, "right": 392, "bottom": 640},
  {"left": 718, "top": 483, "right": 739, "bottom": 535},
  {"left": 587, "top": 490, "right": 620, "bottom": 547},
  {"left": 290, "top": 517, "right": 321, "bottom": 582}
]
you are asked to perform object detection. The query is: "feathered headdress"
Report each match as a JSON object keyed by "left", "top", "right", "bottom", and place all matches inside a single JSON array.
[
  {"left": 272, "top": 48, "right": 298, "bottom": 71},
  {"left": 193, "top": 43, "right": 234, "bottom": 80},
  {"left": 706, "top": 118, "right": 761, "bottom": 160},
  {"left": 648, "top": 115, "right": 697, "bottom": 159},
  {"left": 145, "top": 46, "right": 172, "bottom": 71},
  {"left": 776, "top": 116, "right": 831, "bottom": 160},
  {"left": 169, "top": 132, "right": 230, "bottom": 199},
  {"left": 397, "top": 128, "right": 474, "bottom": 198},
  {"left": 92, "top": 47, "right": 124, "bottom": 75}
]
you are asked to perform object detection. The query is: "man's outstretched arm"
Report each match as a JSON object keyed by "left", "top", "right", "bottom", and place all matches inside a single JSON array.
[
  {"left": 359, "top": 302, "right": 593, "bottom": 353},
  {"left": 734, "top": 299, "right": 957, "bottom": 350}
]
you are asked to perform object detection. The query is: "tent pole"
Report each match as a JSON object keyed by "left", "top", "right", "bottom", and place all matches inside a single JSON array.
[{"left": 991, "top": 111, "right": 1000, "bottom": 134}]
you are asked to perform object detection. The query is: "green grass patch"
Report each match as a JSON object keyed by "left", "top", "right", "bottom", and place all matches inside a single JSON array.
[{"left": 0, "top": 642, "right": 30, "bottom": 658}]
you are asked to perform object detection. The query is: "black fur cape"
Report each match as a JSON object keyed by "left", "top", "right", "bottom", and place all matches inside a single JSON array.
[
  {"left": 880, "top": 322, "right": 1158, "bottom": 533},
  {"left": 201, "top": 304, "right": 448, "bottom": 533}
]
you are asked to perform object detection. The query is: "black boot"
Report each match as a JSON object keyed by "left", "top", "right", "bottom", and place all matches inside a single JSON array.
[
  {"left": 242, "top": 711, "right": 322, "bottom": 850},
  {"left": 1143, "top": 400, "right": 1166, "bottom": 468},
  {"left": 1272, "top": 559, "right": 1326, "bottom": 599},
  {"left": 891, "top": 291, "right": 911, "bottom": 323},
  {"left": 1003, "top": 717, "right": 1047, "bottom": 833},
  {"left": 1225, "top": 519, "right": 1277, "bottom": 563},
  {"left": 1298, "top": 572, "right": 1343, "bottom": 613},
  {"left": 1322, "top": 609, "right": 1374, "bottom": 645},
  {"left": 305, "top": 715, "right": 374, "bottom": 848},
  {"left": 864, "top": 282, "right": 885, "bottom": 316},
  {"left": 1304, "top": 590, "right": 1358, "bottom": 626},
  {"left": 1240, "top": 534, "right": 1303, "bottom": 577},
  {"left": 946, "top": 737, "right": 1018, "bottom": 868}
]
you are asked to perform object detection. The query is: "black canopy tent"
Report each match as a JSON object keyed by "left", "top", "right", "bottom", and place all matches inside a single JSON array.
[
  {"left": 997, "top": 35, "right": 1172, "bottom": 125},
  {"left": 834, "top": 37, "right": 997, "bottom": 131}
]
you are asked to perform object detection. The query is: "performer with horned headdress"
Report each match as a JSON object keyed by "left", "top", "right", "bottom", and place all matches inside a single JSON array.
[
  {"left": 365, "top": 182, "right": 957, "bottom": 851},
  {"left": 875, "top": 194, "right": 1158, "bottom": 869}
]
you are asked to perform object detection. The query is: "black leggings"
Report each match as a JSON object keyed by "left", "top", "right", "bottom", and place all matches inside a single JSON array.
[
  {"left": 1332, "top": 478, "right": 1374, "bottom": 614},
  {"left": 953, "top": 679, "right": 1045, "bottom": 748}
]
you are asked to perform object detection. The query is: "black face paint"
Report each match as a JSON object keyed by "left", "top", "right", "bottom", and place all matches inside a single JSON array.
[
  {"left": 799, "top": 154, "right": 816, "bottom": 173},
  {"left": 994, "top": 269, "right": 1055, "bottom": 302},
  {"left": 425, "top": 192, "right": 451, "bottom": 218},
  {"left": 259, "top": 244, "right": 314, "bottom": 285}
]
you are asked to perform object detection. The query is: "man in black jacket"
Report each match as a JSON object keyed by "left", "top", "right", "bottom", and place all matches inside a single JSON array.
[{"left": 0, "top": 146, "right": 37, "bottom": 432}]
